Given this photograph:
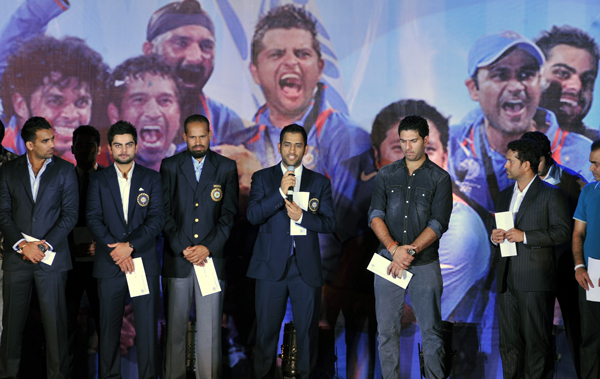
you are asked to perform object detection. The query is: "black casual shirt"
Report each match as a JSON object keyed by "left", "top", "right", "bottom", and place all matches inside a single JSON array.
[{"left": 368, "top": 156, "right": 453, "bottom": 265}]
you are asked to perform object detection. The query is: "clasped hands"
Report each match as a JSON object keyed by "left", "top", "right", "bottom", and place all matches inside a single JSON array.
[
  {"left": 491, "top": 228, "right": 524, "bottom": 244},
  {"left": 387, "top": 244, "right": 417, "bottom": 279},
  {"left": 21, "top": 240, "right": 49, "bottom": 264},
  {"left": 108, "top": 242, "right": 134, "bottom": 273},
  {"left": 183, "top": 245, "right": 210, "bottom": 267}
]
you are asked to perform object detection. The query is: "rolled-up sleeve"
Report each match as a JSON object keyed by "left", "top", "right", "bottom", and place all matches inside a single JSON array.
[
  {"left": 426, "top": 173, "right": 453, "bottom": 239},
  {"left": 368, "top": 171, "right": 386, "bottom": 227}
]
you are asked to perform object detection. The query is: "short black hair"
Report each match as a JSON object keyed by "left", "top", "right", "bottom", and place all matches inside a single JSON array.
[
  {"left": 0, "top": 119, "right": 5, "bottom": 143},
  {"left": 507, "top": 138, "right": 541, "bottom": 175},
  {"left": 73, "top": 125, "right": 101, "bottom": 146},
  {"left": 591, "top": 139, "right": 600, "bottom": 153},
  {"left": 371, "top": 99, "right": 448, "bottom": 155},
  {"left": 535, "top": 25, "right": 600, "bottom": 72},
  {"left": 107, "top": 120, "right": 137, "bottom": 145},
  {"left": 109, "top": 54, "right": 179, "bottom": 110},
  {"left": 183, "top": 114, "right": 210, "bottom": 134},
  {"left": 21, "top": 117, "right": 52, "bottom": 144},
  {"left": 398, "top": 115, "right": 429, "bottom": 140},
  {"left": 280, "top": 124, "right": 307, "bottom": 146},
  {"left": 0, "top": 35, "right": 109, "bottom": 121},
  {"left": 521, "top": 131, "right": 552, "bottom": 160},
  {"left": 252, "top": 4, "right": 321, "bottom": 66}
]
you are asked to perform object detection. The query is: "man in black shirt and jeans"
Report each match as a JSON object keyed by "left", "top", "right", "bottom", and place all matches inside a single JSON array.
[{"left": 368, "top": 115, "right": 453, "bottom": 378}]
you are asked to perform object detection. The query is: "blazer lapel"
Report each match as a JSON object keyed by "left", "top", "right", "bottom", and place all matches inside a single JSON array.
[
  {"left": 197, "top": 151, "right": 216, "bottom": 195},
  {"left": 128, "top": 165, "right": 144, "bottom": 224},
  {"left": 105, "top": 166, "right": 127, "bottom": 226},
  {"left": 516, "top": 177, "right": 541, "bottom": 225},
  {"left": 36, "top": 158, "right": 56, "bottom": 202},
  {"left": 17, "top": 157, "right": 34, "bottom": 204},
  {"left": 180, "top": 150, "right": 198, "bottom": 190},
  {"left": 300, "top": 166, "right": 313, "bottom": 193}
]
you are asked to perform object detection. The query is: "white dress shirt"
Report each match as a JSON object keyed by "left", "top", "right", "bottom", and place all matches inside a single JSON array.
[
  {"left": 508, "top": 175, "right": 537, "bottom": 244},
  {"left": 114, "top": 162, "right": 135, "bottom": 224}
]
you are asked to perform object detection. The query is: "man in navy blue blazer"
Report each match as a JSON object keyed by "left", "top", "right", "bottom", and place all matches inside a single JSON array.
[
  {"left": 0, "top": 116, "right": 78, "bottom": 379},
  {"left": 86, "top": 121, "right": 165, "bottom": 379},
  {"left": 247, "top": 124, "right": 336, "bottom": 379},
  {"left": 160, "top": 114, "right": 239, "bottom": 378}
]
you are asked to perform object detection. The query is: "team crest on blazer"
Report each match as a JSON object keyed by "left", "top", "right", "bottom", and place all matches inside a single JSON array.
[
  {"left": 211, "top": 185, "right": 223, "bottom": 202},
  {"left": 309, "top": 198, "right": 319, "bottom": 213},
  {"left": 137, "top": 193, "right": 150, "bottom": 207}
]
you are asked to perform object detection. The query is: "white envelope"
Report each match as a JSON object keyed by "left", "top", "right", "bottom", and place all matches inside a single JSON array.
[
  {"left": 194, "top": 257, "right": 221, "bottom": 296},
  {"left": 125, "top": 257, "right": 150, "bottom": 297},
  {"left": 367, "top": 253, "right": 413, "bottom": 289},
  {"left": 290, "top": 192, "right": 309, "bottom": 236},
  {"left": 586, "top": 257, "right": 600, "bottom": 302},
  {"left": 495, "top": 211, "right": 517, "bottom": 257}
]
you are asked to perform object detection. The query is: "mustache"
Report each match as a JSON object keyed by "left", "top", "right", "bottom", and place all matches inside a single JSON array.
[{"left": 175, "top": 61, "right": 206, "bottom": 85}]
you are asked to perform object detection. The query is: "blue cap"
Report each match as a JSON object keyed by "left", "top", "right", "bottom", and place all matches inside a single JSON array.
[{"left": 468, "top": 31, "right": 545, "bottom": 77}]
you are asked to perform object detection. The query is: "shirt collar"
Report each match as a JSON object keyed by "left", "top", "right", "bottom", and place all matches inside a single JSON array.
[
  {"left": 513, "top": 175, "right": 537, "bottom": 195},
  {"left": 280, "top": 162, "right": 303, "bottom": 178},
  {"left": 114, "top": 161, "right": 135, "bottom": 180},
  {"left": 192, "top": 154, "right": 206, "bottom": 170},
  {"left": 26, "top": 153, "right": 52, "bottom": 169},
  {"left": 76, "top": 164, "right": 98, "bottom": 176}
]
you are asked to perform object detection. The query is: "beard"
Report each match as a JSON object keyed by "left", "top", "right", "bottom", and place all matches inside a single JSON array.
[
  {"left": 175, "top": 61, "right": 207, "bottom": 89},
  {"left": 190, "top": 146, "right": 208, "bottom": 159},
  {"left": 114, "top": 155, "right": 135, "bottom": 165}
]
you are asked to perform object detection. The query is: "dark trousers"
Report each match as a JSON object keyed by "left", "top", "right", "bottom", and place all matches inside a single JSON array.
[
  {"left": 0, "top": 267, "right": 68, "bottom": 379},
  {"left": 579, "top": 286, "right": 600, "bottom": 379},
  {"left": 498, "top": 281, "right": 555, "bottom": 379},
  {"left": 556, "top": 251, "right": 582, "bottom": 378},
  {"left": 254, "top": 255, "right": 321, "bottom": 379},
  {"left": 65, "top": 261, "right": 100, "bottom": 378},
  {"left": 98, "top": 274, "right": 159, "bottom": 379}
]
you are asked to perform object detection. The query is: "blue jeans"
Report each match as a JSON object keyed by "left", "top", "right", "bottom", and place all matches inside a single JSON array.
[{"left": 374, "top": 253, "right": 445, "bottom": 379}]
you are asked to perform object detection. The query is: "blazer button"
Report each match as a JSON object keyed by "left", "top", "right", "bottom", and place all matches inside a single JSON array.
[
  {"left": 194, "top": 234, "right": 198, "bottom": 238},
  {"left": 123, "top": 233, "right": 126, "bottom": 236},
  {"left": 195, "top": 218, "right": 199, "bottom": 222}
]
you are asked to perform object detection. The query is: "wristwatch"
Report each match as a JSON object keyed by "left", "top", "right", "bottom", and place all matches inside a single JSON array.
[
  {"left": 38, "top": 244, "right": 47, "bottom": 253},
  {"left": 16, "top": 242, "right": 27, "bottom": 254},
  {"left": 129, "top": 242, "right": 135, "bottom": 251},
  {"left": 407, "top": 248, "right": 416, "bottom": 256}
]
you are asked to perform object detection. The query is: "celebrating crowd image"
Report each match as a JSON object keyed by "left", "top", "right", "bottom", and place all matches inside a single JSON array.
[{"left": 1, "top": 0, "right": 600, "bottom": 378}]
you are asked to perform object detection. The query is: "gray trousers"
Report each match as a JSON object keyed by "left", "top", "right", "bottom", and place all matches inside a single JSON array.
[{"left": 163, "top": 270, "right": 224, "bottom": 379}]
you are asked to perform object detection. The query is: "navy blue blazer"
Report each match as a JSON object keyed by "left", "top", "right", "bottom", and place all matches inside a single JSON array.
[
  {"left": 0, "top": 154, "right": 78, "bottom": 272},
  {"left": 86, "top": 163, "right": 165, "bottom": 278},
  {"left": 495, "top": 176, "right": 570, "bottom": 292},
  {"left": 160, "top": 149, "right": 239, "bottom": 278},
  {"left": 246, "top": 164, "right": 336, "bottom": 287}
]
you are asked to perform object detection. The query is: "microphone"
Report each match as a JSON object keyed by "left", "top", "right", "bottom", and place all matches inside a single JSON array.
[{"left": 287, "top": 165, "right": 295, "bottom": 202}]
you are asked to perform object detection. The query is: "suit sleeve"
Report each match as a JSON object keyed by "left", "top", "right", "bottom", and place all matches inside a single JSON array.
[
  {"left": 247, "top": 170, "right": 285, "bottom": 225},
  {"left": 160, "top": 160, "right": 193, "bottom": 255},
  {"left": 86, "top": 174, "right": 118, "bottom": 247},
  {"left": 43, "top": 164, "right": 79, "bottom": 249},
  {"left": 127, "top": 172, "right": 165, "bottom": 252},
  {"left": 525, "top": 188, "right": 571, "bottom": 247},
  {"left": 0, "top": 165, "right": 23, "bottom": 247},
  {"left": 298, "top": 177, "right": 336, "bottom": 234},
  {"left": 200, "top": 161, "right": 239, "bottom": 257}
]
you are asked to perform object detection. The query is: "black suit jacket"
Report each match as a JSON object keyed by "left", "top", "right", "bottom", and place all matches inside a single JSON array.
[
  {"left": 86, "top": 163, "right": 165, "bottom": 278},
  {"left": 67, "top": 165, "right": 105, "bottom": 264},
  {"left": 246, "top": 164, "right": 336, "bottom": 288},
  {"left": 0, "top": 154, "right": 78, "bottom": 272},
  {"left": 160, "top": 149, "right": 239, "bottom": 278},
  {"left": 495, "top": 176, "right": 571, "bottom": 292}
]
